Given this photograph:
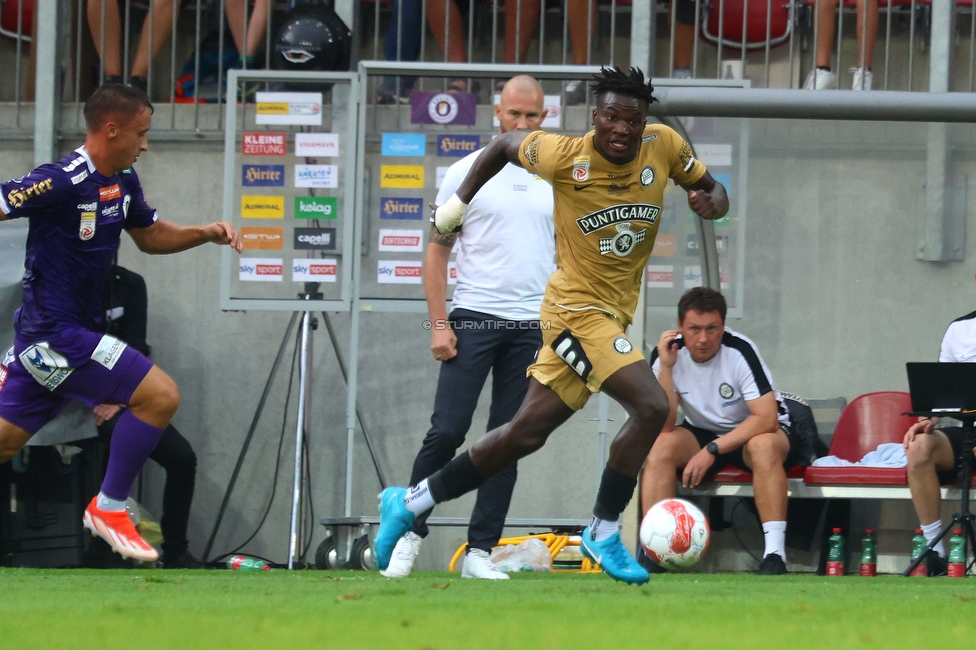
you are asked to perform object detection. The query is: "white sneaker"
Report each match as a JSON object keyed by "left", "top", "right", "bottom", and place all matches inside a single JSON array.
[
  {"left": 802, "top": 68, "right": 837, "bottom": 90},
  {"left": 379, "top": 531, "right": 421, "bottom": 578},
  {"left": 851, "top": 67, "right": 873, "bottom": 91},
  {"left": 461, "top": 548, "right": 510, "bottom": 580}
]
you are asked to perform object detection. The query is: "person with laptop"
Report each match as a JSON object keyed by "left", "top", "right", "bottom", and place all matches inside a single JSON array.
[{"left": 903, "top": 297, "right": 976, "bottom": 576}]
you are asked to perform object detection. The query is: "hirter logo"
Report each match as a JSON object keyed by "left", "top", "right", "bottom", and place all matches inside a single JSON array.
[{"left": 99, "top": 184, "right": 121, "bottom": 201}]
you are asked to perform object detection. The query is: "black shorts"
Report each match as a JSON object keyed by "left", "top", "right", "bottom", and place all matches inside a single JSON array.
[
  {"left": 936, "top": 427, "right": 976, "bottom": 486},
  {"left": 681, "top": 421, "right": 800, "bottom": 473}
]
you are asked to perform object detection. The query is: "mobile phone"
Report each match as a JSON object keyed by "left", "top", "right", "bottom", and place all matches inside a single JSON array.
[{"left": 669, "top": 336, "right": 685, "bottom": 350}]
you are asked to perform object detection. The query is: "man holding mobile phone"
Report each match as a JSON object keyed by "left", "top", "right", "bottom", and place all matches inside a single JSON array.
[{"left": 641, "top": 287, "right": 798, "bottom": 575}]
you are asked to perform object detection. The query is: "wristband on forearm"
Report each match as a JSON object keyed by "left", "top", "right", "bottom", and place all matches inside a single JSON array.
[{"left": 431, "top": 193, "right": 468, "bottom": 233}]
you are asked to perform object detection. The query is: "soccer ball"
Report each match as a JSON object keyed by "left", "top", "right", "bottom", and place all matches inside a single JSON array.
[{"left": 640, "top": 498, "right": 710, "bottom": 570}]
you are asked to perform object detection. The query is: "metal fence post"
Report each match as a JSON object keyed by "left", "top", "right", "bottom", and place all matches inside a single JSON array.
[{"left": 34, "top": 0, "right": 61, "bottom": 166}]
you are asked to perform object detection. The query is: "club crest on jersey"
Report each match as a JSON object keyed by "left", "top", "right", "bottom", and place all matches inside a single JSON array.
[
  {"left": 612, "top": 336, "right": 633, "bottom": 354},
  {"left": 641, "top": 166, "right": 655, "bottom": 187},
  {"left": 79, "top": 212, "right": 96, "bottom": 241},
  {"left": 599, "top": 223, "right": 646, "bottom": 257},
  {"left": 572, "top": 155, "right": 590, "bottom": 182},
  {"left": 719, "top": 383, "right": 734, "bottom": 399}
]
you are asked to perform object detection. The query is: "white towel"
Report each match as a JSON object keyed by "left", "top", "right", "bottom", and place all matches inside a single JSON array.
[{"left": 810, "top": 442, "right": 907, "bottom": 468}]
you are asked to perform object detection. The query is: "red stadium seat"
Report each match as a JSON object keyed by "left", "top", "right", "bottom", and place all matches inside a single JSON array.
[
  {"left": 701, "top": 0, "right": 792, "bottom": 51},
  {"left": 803, "top": 391, "right": 915, "bottom": 485},
  {"left": 0, "top": 0, "right": 33, "bottom": 42}
]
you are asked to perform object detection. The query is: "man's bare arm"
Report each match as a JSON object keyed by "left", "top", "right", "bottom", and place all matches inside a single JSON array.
[
  {"left": 454, "top": 130, "right": 530, "bottom": 203},
  {"left": 127, "top": 220, "right": 242, "bottom": 254},
  {"left": 424, "top": 224, "right": 459, "bottom": 360},
  {"left": 682, "top": 171, "right": 729, "bottom": 221}
]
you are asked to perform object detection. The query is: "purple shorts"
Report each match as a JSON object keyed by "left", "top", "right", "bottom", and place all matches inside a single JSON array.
[{"left": 0, "top": 330, "right": 153, "bottom": 434}]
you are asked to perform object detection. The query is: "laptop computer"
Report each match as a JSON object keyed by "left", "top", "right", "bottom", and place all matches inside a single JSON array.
[{"left": 905, "top": 362, "right": 976, "bottom": 416}]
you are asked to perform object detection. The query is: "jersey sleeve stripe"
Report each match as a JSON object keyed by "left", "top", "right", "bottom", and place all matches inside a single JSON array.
[
  {"left": 721, "top": 331, "right": 773, "bottom": 395},
  {"left": 0, "top": 192, "right": 9, "bottom": 215}
]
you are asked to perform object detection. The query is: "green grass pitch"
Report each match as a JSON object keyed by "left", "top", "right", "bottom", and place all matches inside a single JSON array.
[{"left": 2, "top": 568, "right": 975, "bottom": 649}]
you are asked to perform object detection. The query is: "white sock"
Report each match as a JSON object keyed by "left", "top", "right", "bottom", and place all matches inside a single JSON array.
[
  {"left": 97, "top": 492, "right": 126, "bottom": 512},
  {"left": 762, "top": 520, "right": 787, "bottom": 560},
  {"left": 589, "top": 516, "right": 619, "bottom": 542},
  {"left": 921, "top": 520, "right": 946, "bottom": 558},
  {"left": 403, "top": 479, "right": 436, "bottom": 515}
]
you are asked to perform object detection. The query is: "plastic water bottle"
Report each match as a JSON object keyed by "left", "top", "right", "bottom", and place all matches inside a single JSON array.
[
  {"left": 948, "top": 529, "right": 966, "bottom": 578},
  {"left": 226, "top": 555, "right": 271, "bottom": 571},
  {"left": 909, "top": 528, "right": 928, "bottom": 577},
  {"left": 859, "top": 529, "right": 877, "bottom": 577},
  {"left": 826, "top": 528, "right": 845, "bottom": 576}
]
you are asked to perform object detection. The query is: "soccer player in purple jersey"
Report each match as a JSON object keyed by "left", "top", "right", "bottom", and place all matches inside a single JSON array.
[{"left": 0, "top": 84, "right": 242, "bottom": 562}]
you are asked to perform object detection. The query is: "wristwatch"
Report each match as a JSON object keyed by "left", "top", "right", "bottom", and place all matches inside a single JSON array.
[{"left": 706, "top": 441, "right": 720, "bottom": 457}]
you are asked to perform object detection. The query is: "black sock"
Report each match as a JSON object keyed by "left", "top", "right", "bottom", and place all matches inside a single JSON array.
[
  {"left": 817, "top": 66, "right": 831, "bottom": 72},
  {"left": 427, "top": 451, "right": 485, "bottom": 503},
  {"left": 593, "top": 466, "right": 638, "bottom": 521}
]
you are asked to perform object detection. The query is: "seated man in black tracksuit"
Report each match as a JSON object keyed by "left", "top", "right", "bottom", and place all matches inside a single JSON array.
[{"left": 93, "top": 264, "right": 200, "bottom": 568}]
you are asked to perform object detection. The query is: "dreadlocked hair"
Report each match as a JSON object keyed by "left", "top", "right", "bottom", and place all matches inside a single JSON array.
[{"left": 591, "top": 66, "right": 657, "bottom": 106}]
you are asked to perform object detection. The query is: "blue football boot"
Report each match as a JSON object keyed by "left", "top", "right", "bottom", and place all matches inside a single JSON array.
[
  {"left": 579, "top": 527, "right": 650, "bottom": 585},
  {"left": 374, "top": 487, "right": 416, "bottom": 571}
]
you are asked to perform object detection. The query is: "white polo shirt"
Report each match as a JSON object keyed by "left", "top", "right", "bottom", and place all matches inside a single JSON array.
[
  {"left": 940, "top": 310, "right": 976, "bottom": 362},
  {"left": 651, "top": 328, "right": 790, "bottom": 434},
  {"left": 436, "top": 147, "right": 555, "bottom": 321}
]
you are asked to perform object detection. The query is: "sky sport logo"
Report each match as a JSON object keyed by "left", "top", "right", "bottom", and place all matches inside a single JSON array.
[
  {"left": 243, "top": 132, "right": 286, "bottom": 156},
  {"left": 377, "top": 260, "right": 422, "bottom": 284},
  {"left": 294, "top": 196, "right": 337, "bottom": 219},
  {"left": 239, "top": 258, "right": 283, "bottom": 281},
  {"left": 293, "top": 260, "right": 338, "bottom": 282}
]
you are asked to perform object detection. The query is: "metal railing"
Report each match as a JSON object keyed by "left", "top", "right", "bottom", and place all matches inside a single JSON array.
[{"left": 0, "top": 0, "right": 972, "bottom": 145}]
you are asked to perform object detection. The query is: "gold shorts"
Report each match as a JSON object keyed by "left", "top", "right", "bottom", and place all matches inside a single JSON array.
[{"left": 528, "top": 305, "right": 645, "bottom": 411}]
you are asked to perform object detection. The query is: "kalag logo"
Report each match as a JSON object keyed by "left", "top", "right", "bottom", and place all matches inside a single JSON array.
[
  {"left": 576, "top": 204, "right": 661, "bottom": 235},
  {"left": 242, "top": 165, "right": 285, "bottom": 186},
  {"left": 295, "top": 196, "right": 337, "bottom": 219}
]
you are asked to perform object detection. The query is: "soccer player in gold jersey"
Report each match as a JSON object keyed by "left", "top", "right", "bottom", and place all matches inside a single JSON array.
[{"left": 374, "top": 67, "right": 729, "bottom": 584}]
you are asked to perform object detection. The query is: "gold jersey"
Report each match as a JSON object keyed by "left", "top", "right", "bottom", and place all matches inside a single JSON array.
[{"left": 518, "top": 123, "right": 706, "bottom": 327}]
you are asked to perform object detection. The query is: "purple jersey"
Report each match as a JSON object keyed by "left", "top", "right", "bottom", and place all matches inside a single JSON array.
[{"left": 0, "top": 147, "right": 157, "bottom": 364}]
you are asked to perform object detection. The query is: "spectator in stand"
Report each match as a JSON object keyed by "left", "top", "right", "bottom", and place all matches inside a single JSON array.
[
  {"left": 670, "top": 0, "right": 696, "bottom": 79},
  {"left": 803, "top": 0, "right": 878, "bottom": 90},
  {"left": 87, "top": 0, "right": 175, "bottom": 92},
  {"left": 224, "top": 0, "right": 270, "bottom": 69}
]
